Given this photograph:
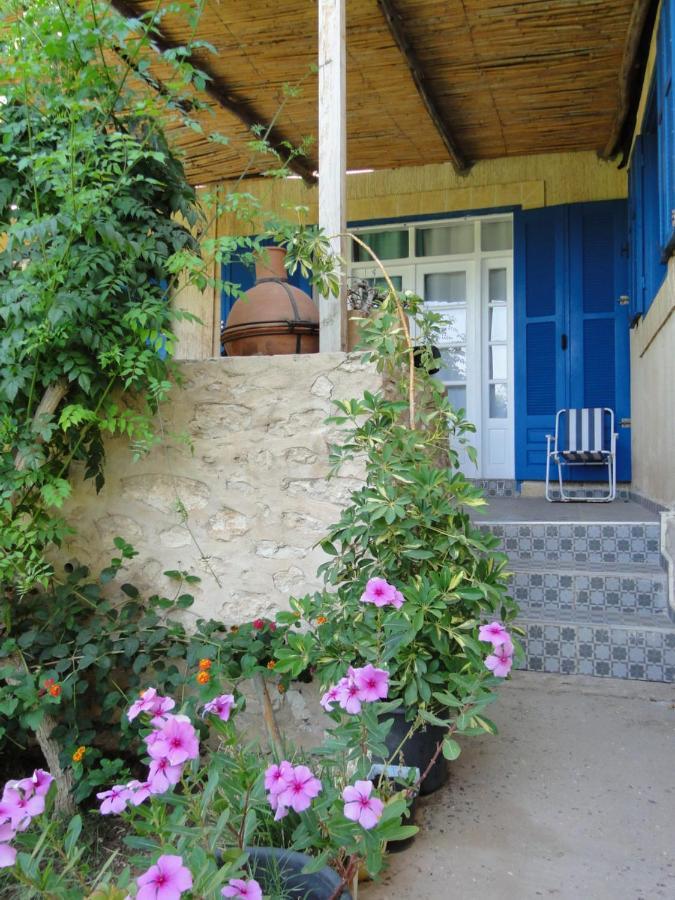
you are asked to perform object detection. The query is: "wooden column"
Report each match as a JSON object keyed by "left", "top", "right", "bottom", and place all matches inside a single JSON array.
[{"left": 318, "top": 0, "right": 347, "bottom": 352}]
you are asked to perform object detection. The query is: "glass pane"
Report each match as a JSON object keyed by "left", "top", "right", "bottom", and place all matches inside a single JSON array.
[
  {"left": 489, "top": 306, "right": 507, "bottom": 341},
  {"left": 437, "top": 308, "right": 466, "bottom": 343},
  {"left": 446, "top": 385, "right": 467, "bottom": 411},
  {"left": 488, "top": 268, "right": 507, "bottom": 302},
  {"left": 416, "top": 223, "right": 474, "bottom": 256},
  {"left": 438, "top": 347, "right": 466, "bottom": 381},
  {"left": 489, "top": 346, "right": 507, "bottom": 380},
  {"left": 424, "top": 271, "right": 466, "bottom": 303},
  {"left": 366, "top": 275, "right": 402, "bottom": 291},
  {"left": 353, "top": 230, "right": 408, "bottom": 261},
  {"left": 489, "top": 383, "right": 508, "bottom": 418},
  {"left": 481, "top": 220, "right": 513, "bottom": 251}
]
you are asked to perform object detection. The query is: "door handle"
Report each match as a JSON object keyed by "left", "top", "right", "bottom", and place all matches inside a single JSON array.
[{"left": 561, "top": 334, "right": 568, "bottom": 351}]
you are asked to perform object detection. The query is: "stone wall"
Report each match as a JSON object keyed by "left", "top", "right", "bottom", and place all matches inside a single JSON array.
[{"left": 63, "top": 353, "right": 380, "bottom": 623}]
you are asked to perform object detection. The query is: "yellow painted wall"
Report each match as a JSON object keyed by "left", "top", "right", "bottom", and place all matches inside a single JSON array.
[{"left": 212, "top": 150, "right": 626, "bottom": 235}]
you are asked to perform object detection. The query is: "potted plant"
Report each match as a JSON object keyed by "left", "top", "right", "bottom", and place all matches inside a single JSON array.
[{"left": 273, "top": 265, "right": 520, "bottom": 794}]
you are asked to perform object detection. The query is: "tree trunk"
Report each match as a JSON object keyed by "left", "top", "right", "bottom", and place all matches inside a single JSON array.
[
  {"left": 35, "top": 713, "right": 77, "bottom": 817},
  {"left": 14, "top": 378, "right": 69, "bottom": 473}
]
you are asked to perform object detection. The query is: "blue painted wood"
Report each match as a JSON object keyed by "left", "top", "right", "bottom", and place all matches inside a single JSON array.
[
  {"left": 657, "top": 0, "right": 675, "bottom": 251},
  {"left": 220, "top": 252, "right": 313, "bottom": 322},
  {"left": 515, "top": 201, "right": 631, "bottom": 482}
]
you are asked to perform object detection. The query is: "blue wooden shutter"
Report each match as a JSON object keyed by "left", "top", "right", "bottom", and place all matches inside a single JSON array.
[
  {"left": 657, "top": 0, "right": 675, "bottom": 251},
  {"left": 568, "top": 201, "right": 631, "bottom": 482},
  {"left": 514, "top": 206, "right": 567, "bottom": 480}
]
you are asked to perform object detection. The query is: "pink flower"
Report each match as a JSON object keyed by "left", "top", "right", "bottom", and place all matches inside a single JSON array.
[
  {"left": 203, "top": 694, "right": 235, "bottom": 722},
  {"left": 147, "top": 757, "right": 184, "bottom": 794},
  {"left": 96, "top": 785, "right": 131, "bottom": 816},
  {"left": 128, "top": 688, "right": 176, "bottom": 723},
  {"left": 136, "top": 854, "right": 192, "bottom": 900},
  {"left": 391, "top": 589, "right": 405, "bottom": 609},
  {"left": 267, "top": 791, "right": 289, "bottom": 821},
  {"left": 16, "top": 769, "right": 53, "bottom": 798},
  {"left": 0, "top": 784, "right": 46, "bottom": 831},
  {"left": 352, "top": 664, "right": 389, "bottom": 702},
  {"left": 319, "top": 685, "right": 340, "bottom": 712},
  {"left": 126, "top": 780, "right": 153, "bottom": 807},
  {"left": 478, "top": 622, "right": 511, "bottom": 647},
  {"left": 0, "top": 822, "right": 16, "bottom": 869},
  {"left": 264, "top": 761, "right": 293, "bottom": 795},
  {"left": 485, "top": 641, "right": 514, "bottom": 678},
  {"left": 360, "top": 577, "right": 397, "bottom": 607},
  {"left": 252, "top": 618, "right": 265, "bottom": 630},
  {"left": 222, "top": 878, "right": 263, "bottom": 899},
  {"left": 335, "top": 672, "right": 362, "bottom": 715},
  {"left": 147, "top": 715, "right": 199, "bottom": 766},
  {"left": 343, "top": 780, "right": 384, "bottom": 830},
  {"left": 277, "top": 764, "right": 322, "bottom": 813}
]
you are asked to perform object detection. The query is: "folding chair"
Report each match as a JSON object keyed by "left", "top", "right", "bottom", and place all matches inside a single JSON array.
[{"left": 545, "top": 408, "right": 617, "bottom": 502}]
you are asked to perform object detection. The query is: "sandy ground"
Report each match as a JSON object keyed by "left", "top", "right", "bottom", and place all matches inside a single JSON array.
[{"left": 362, "top": 672, "right": 675, "bottom": 900}]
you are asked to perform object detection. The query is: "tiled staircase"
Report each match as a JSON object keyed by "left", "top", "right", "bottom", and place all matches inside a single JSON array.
[{"left": 478, "top": 505, "right": 675, "bottom": 683}]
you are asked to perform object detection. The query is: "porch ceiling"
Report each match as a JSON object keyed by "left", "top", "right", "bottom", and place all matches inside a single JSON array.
[{"left": 112, "top": 0, "right": 651, "bottom": 185}]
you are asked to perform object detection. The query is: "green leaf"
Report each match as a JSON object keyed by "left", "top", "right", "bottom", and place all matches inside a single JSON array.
[
  {"left": 64, "top": 815, "right": 83, "bottom": 857},
  {"left": 442, "top": 738, "right": 461, "bottom": 760}
]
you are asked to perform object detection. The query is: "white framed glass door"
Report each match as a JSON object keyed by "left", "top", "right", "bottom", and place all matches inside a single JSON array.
[{"left": 349, "top": 215, "right": 514, "bottom": 479}]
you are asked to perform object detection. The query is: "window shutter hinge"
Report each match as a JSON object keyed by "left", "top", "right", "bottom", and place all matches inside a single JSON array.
[
  {"left": 620, "top": 418, "right": 631, "bottom": 428},
  {"left": 671, "top": 209, "right": 675, "bottom": 228},
  {"left": 618, "top": 295, "right": 630, "bottom": 306}
]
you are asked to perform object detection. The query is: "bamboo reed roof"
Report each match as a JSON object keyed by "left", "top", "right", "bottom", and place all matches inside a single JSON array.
[{"left": 113, "top": 0, "right": 649, "bottom": 184}]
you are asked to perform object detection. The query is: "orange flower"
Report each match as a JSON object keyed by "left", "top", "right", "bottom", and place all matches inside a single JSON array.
[
  {"left": 316, "top": 616, "right": 327, "bottom": 625},
  {"left": 230, "top": 625, "right": 239, "bottom": 633},
  {"left": 266, "top": 660, "right": 276, "bottom": 670},
  {"left": 196, "top": 671, "right": 210, "bottom": 685},
  {"left": 72, "top": 746, "right": 86, "bottom": 763},
  {"left": 277, "top": 684, "right": 286, "bottom": 694},
  {"left": 49, "top": 684, "right": 61, "bottom": 698},
  {"left": 198, "top": 658, "right": 212, "bottom": 671}
]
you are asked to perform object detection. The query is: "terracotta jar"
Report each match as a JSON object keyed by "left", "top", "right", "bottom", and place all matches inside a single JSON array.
[{"left": 221, "top": 247, "right": 319, "bottom": 356}]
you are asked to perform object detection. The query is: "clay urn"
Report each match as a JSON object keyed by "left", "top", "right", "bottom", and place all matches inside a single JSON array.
[{"left": 221, "top": 247, "right": 320, "bottom": 356}]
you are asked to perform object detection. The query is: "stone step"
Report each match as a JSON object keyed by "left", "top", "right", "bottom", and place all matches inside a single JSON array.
[
  {"left": 515, "top": 605, "right": 675, "bottom": 683},
  {"left": 509, "top": 564, "right": 668, "bottom": 615},
  {"left": 480, "top": 520, "right": 663, "bottom": 569}
]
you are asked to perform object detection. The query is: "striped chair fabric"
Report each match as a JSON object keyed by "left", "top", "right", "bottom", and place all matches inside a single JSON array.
[{"left": 561, "top": 408, "right": 608, "bottom": 463}]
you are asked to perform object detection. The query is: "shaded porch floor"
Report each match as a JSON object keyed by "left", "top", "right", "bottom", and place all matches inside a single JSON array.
[
  {"left": 472, "top": 496, "right": 660, "bottom": 523},
  {"left": 363, "top": 672, "right": 675, "bottom": 900}
]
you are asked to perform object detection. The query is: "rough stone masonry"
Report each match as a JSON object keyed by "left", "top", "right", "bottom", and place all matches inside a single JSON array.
[{"left": 62, "top": 353, "right": 381, "bottom": 625}]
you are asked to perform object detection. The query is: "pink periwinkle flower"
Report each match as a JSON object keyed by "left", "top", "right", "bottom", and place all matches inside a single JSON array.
[
  {"left": 136, "top": 854, "right": 193, "bottom": 900},
  {"left": 16, "top": 769, "right": 53, "bottom": 798},
  {"left": 264, "top": 761, "right": 293, "bottom": 796},
  {"left": 343, "top": 780, "right": 384, "bottom": 830},
  {"left": 203, "top": 693, "right": 235, "bottom": 722},
  {"left": 0, "top": 823, "right": 16, "bottom": 869},
  {"left": 360, "top": 577, "right": 397, "bottom": 608},
  {"left": 146, "top": 715, "right": 199, "bottom": 766},
  {"left": 319, "top": 685, "right": 340, "bottom": 712},
  {"left": 478, "top": 621, "right": 511, "bottom": 647},
  {"left": 126, "top": 780, "right": 153, "bottom": 807},
  {"left": 127, "top": 688, "right": 176, "bottom": 723},
  {"left": 147, "top": 757, "right": 184, "bottom": 794},
  {"left": 352, "top": 664, "right": 389, "bottom": 702},
  {"left": 267, "top": 790, "right": 289, "bottom": 821},
  {"left": 335, "top": 672, "right": 362, "bottom": 715},
  {"left": 277, "top": 764, "right": 322, "bottom": 814},
  {"left": 485, "top": 641, "right": 514, "bottom": 678},
  {"left": 252, "top": 618, "right": 265, "bottom": 631},
  {"left": 222, "top": 878, "right": 263, "bottom": 900},
  {"left": 96, "top": 785, "right": 131, "bottom": 816},
  {"left": 0, "top": 784, "right": 46, "bottom": 831},
  {"left": 391, "top": 589, "right": 405, "bottom": 609}
]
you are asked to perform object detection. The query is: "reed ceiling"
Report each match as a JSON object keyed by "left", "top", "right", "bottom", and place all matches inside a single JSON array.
[{"left": 112, "top": 0, "right": 649, "bottom": 184}]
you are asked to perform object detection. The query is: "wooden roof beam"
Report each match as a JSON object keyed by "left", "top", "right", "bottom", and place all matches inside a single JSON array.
[
  {"left": 376, "top": 0, "right": 471, "bottom": 175},
  {"left": 601, "top": 0, "right": 660, "bottom": 163},
  {"left": 109, "top": 0, "right": 318, "bottom": 184}
]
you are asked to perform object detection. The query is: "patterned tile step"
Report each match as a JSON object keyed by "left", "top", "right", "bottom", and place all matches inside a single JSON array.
[
  {"left": 481, "top": 521, "right": 663, "bottom": 569},
  {"left": 469, "top": 479, "right": 519, "bottom": 498},
  {"left": 515, "top": 610, "right": 675, "bottom": 683},
  {"left": 509, "top": 566, "right": 668, "bottom": 615}
]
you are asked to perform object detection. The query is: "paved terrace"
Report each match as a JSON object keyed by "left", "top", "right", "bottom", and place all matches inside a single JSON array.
[
  {"left": 472, "top": 496, "right": 660, "bottom": 523},
  {"left": 364, "top": 672, "right": 675, "bottom": 900}
]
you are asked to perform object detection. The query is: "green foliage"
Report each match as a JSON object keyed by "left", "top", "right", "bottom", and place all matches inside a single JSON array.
[
  {"left": 0, "top": 545, "right": 292, "bottom": 804},
  {"left": 274, "top": 280, "right": 520, "bottom": 724}
]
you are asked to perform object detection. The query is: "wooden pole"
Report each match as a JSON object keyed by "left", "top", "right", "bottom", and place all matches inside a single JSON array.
[{"left": 318, "top": 0, "right": 347, "bottom": 353}]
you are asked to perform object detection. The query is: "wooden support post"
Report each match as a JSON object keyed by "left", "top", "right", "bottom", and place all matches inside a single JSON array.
[{"left": 318, "top": 0, "right": 347, "bottom": 353}]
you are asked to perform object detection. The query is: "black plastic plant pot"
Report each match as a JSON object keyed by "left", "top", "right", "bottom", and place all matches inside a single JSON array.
[
  {"left": 368, "top": 764, "right": 420, "bottom": 854},
  {"left": 383, "top": 710, "right": 448, "bottom": 796},
  {"left": 240, "top": 847, "right": 352, "bottom": 900}
]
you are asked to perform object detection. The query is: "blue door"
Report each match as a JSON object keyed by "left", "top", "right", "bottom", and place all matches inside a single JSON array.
[{"left": 515, "top": 201, "right": 631, "bottom": 481}]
